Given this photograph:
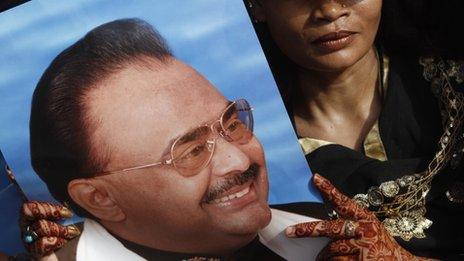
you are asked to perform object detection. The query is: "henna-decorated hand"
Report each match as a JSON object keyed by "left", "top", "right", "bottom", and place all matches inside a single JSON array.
[
  {"left": 20, "top": 201, "right": 80, "bottom": 257},
  {"left": 285, "top": 174, "right": 434, "bottom": 261}
]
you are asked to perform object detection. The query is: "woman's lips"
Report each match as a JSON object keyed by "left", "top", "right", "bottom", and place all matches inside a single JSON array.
[{"left": 311, "top": 31, "right": 356, "bottom": 53}]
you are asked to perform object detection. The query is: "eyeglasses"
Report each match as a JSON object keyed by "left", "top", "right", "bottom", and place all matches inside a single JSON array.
[{"left": 96, "top": 99, "right": 254, "bottom": 177}]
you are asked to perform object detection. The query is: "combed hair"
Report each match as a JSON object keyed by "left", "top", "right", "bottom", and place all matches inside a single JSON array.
[{"left": 30, "top": 18, "right": 172, "bottom": 217}]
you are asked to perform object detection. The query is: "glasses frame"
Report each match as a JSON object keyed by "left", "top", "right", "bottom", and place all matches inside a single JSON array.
[{"left": 95, "top": 99, "right": 253, "bottom": 177}]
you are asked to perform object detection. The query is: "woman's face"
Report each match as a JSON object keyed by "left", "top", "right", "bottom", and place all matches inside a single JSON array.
[{"left": 253, "top": 0, "right": 382, "bottom": 72}]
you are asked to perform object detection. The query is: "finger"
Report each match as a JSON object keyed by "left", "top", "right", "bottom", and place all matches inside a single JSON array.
[
  {"left": 27, "top": 237, "right": 67, "bottom": 257},
  {"left": 31, "top": 220, "right": 80, "bottom": 239},
  {"left": 286, "top": 219, "right": 361, "bottom": 239},
  {"left": 313, "top": 173, "right": 372, "bottom": 220},
  {"left": 22, "top": 201, "right": 73, "bottom": 221},
  {"left": 316, "top": 239, "right": 360, "bottom": 261}
]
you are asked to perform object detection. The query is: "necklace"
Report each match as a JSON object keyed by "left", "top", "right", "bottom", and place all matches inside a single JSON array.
[{"left": 352, "top": 56, "right": 464, "bottom": 241}]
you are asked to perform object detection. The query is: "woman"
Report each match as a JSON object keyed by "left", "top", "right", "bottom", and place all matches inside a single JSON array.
[{"left": 246, "top": 0, "right": 463, "bottom": 259}]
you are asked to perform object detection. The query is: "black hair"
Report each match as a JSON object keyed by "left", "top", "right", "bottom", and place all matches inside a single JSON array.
[
  {"left": 380, "top": 0, "right": 464, "bottom": 59},
  {"left": 30, "top": 18, "right": 172, "bottom": 217}
]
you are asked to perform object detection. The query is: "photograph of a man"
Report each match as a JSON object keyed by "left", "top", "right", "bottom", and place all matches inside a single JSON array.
[{"left": 29, "top": 18, "right": 327, "bottom": 260}]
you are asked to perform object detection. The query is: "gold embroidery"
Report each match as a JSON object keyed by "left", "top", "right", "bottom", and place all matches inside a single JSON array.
[
  {"left": 363, "top": 120, "right": 387, "bottom": 161},
  {"left": 383, "top": 208, "right": 432, "bottom": 241},
  {"left": 362, "top": 51, "right": 389, "bottom": 161},
  {"left": 380, "top": 53, "right": 390, "bottom": 100},
  {"left": 298, "top": 137, "right": 334, "bottom": 155},
  {"left": 353, "top": 57, "right": 464, "bottom": 241}
]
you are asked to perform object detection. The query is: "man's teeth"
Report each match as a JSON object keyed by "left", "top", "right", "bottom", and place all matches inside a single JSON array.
[{"left": 214, "top": 186, "right": 250, "bottom": 204}]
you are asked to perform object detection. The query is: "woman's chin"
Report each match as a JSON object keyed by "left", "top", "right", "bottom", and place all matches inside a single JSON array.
[{"left": 302, "top": 47, "right": 372, "bottom": 73}]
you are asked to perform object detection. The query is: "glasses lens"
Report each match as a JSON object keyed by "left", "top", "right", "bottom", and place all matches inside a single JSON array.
[
  {"left": 221, "top": 99, "right": 253, "bottom": 144},
  {"left": 171, "top": 126, "right": 213, "bottom": 176}
]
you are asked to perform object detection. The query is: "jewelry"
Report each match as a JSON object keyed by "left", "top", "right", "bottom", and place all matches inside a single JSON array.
[
  {"left": 352, "top": 57, "right": 464, "bottom": 241},
  {"left": 344, "top": 220, "right": 357, "bottom": 238},
  {"left": 4, "top": 165, "right": 28, "bottom": 202},
  {"left": 383, "top": 208, "right": 432, "bottom": 241},
  {"left": 446, "top": 182, "right": 464, "bottom": 203},
  {"left": 328, "top": 209, "right": 340, "bottom": 220},
  {"left": 23, "top": 226, "right": 38, "bottom": 244},
  {"left": 247, "top": 1, "right": 260, "bottom": 24},
  {"left": 247, "top": 0, "right": 253, "bottom": 9}
]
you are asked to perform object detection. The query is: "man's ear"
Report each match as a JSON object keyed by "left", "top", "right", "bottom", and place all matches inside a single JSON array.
[
  {"left": 248, "top": 0, "right": 267, "bottom": 23},
  {"left": 68, "top": 179, "right": 126, "bottom": 222}
]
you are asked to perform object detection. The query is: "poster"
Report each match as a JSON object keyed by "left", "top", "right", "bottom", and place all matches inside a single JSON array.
[{"left": 0, "top": 0, "right": 320, "bottom": 256}]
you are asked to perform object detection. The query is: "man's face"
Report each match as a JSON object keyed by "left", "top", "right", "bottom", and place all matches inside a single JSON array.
[{"left": 84, "top": 58, "right": 271, "bottom": 253}]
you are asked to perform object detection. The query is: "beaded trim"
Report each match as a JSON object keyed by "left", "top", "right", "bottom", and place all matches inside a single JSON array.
[{"left": 352, "top": 57, "right": 464, "bottom": 241}]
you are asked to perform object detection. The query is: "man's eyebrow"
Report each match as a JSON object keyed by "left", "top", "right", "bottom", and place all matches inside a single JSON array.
[
  {"left": 160, "top": 127, "right": 204, "bottom": 158},
  {"left": 159, "top": 100, "right": 233, "bottom": 158}
]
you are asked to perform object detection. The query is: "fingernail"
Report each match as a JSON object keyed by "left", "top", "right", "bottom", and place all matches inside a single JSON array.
[
  {"left": 67, "top": 225, "right": 81, "bottom": 237},
  {"left": 60, "top": 207, "right": 73, "bottom": 218},
  {"left": 285, "top": 226, "right": 296, "bottom": 238}
]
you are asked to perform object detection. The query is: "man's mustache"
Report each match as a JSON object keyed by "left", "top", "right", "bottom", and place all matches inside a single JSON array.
[{"left": 203, "top": 163, "right": 260, "bottom": 203}]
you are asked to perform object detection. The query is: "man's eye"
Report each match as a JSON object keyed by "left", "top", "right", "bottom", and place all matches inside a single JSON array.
[
  {"left": 226, "top": 119, "right": 242, "bottom": 132},
  {"left": 228, "top": 121, "right": 238, "bottom": 131},
  {"left": 182, "top": 144, "right": 206, "bottom": 159}
]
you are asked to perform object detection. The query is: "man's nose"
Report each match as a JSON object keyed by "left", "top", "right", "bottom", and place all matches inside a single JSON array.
[
  {"left": 312, "top": 0, "right": 349, "bottom": 23},
  {"left": 209, "top": 137, "right": 250, "bottom": 177}
]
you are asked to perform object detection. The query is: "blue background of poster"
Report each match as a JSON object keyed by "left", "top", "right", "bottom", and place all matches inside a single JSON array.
[
  {"left": 0, "top": 0, "right": 320, "bottom": 254},
  {"left": 0, "top": 150, "right": 24, "bottom": 256}
]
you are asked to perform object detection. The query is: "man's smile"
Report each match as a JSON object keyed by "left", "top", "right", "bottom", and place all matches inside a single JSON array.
[
  {"left": 203, "top": 163, "right": 260, "bottom": 204},
  {"left": 211, "top": 181, "right": 258, "bottom": 209},
  {"left": 213, "top": 181, "right": 252, "bottom": 204}
]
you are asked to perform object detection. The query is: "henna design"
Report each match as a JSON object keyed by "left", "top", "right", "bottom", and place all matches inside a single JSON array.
[
  {"left": 28, "top": 237, "right": 67, "bottom": 256},
  {"left": 329, "top": 255, "right": 359, "bottom": 261},
  {"left": 313, "top": 173, "right": 372, "bottom": 220},
  {"left": 288, "top": 219, "right": 362, "bottom": 239},
  {"left": 287, "top": 174, "right": 434, "bottom": 261},
  {"left": 317, "top": 239, "right": 360, "bottom": 260},
  {"left": 31, "top": 220, "right": 80, "bottom": 239},
  {"left": 309, "top": 218, "right": 429, "bottom": 260},
  {"left": 20, "top": 201, "right": 77, "bottom": 257},
  {"left": 22, "top": 201, "right": 72, "bottom": 221}
]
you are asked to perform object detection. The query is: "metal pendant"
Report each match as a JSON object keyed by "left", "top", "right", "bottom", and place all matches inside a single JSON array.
[
  {"left": 446, "top": 182, "right": 464, "bottom": 203},
  {"left": 382, "top": 209, "right": 433, "bottom": 241}
]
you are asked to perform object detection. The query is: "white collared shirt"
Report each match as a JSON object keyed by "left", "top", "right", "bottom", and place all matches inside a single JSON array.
[
  {"left": 76, "top": 208, "right": 329, "bottom": 261},
  {"left": 77, "top": 219, "right": 145, "bottom": 261}
]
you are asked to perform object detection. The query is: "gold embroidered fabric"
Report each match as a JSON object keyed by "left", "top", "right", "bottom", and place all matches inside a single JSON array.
[
  {"left": 298, "top": 137, "right": 334, "bottom": 155},
  {"left": 299, "top": 119, "right": 388, "bottom": 162},
  {"left": 362, "top": 51, "right": 390, "bottom": 161},
  {"left": 353, "top": 57, "right": 464, "bottom": 241},
  {"left": 363, "top": 120, "right": 387, "bottom": 161},
  {"left": 380, "top": 53, "right": 390, "bottom": 100}
]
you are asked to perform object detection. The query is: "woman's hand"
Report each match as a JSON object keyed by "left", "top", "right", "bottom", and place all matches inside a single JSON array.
[
  {"left": 20, "top": 201, "right": 80, "bottom": 257},
  {"left": 285, "top": 173, "right": 432, "bottom": 261}
]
